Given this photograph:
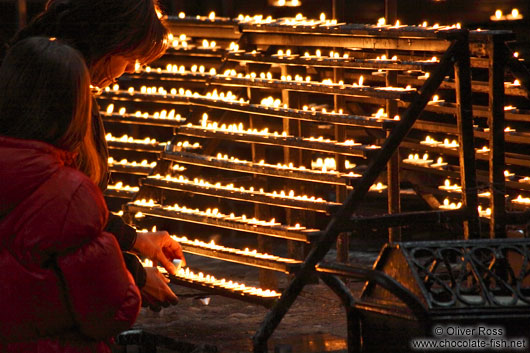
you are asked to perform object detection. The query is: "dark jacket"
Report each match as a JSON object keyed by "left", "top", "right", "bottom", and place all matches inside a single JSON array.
[
  {"left": 0, "top": 136, "right": 141, "bottom": 352},
  {"left": 92, "top": 98, "right": 146, "bottom": 288}
]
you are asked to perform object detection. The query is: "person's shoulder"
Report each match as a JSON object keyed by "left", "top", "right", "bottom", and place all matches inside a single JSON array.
[
  {"left": 53, "top": 165, "right": 101, "bottom": 197},
  {"left": 49, "top": 166, "right": 108, "bottom": 247},
  {"left": 55, "top": 166, "right": 106, "bottom": 212}
]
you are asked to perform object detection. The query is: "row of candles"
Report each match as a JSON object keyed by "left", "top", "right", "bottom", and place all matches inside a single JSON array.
[
  {"left": 166, "top": 33, "right": 189, "bottom": 50},
  {"left": 108, "top": 77, "right": 402, "bottom": 119},
  {"left": 439, "top": 196, "right": 530, "bottom": 214},
  {"left": 104, "top": 104, "right": 185, "bottom": 122},
  {"left": 140, "top": 57, "right": 520, "bottom": 101},
  {"left": 107, "top": 157, "right": 185, "bottom": 172},
  {"left": 105, "top": 133, "right": 165, "bottom": 146},
  {"left": 134, "top": 198, "right": 310, "bottom": 231},
  {"left": 166, "top": 13, "right": 472, "bottom": 58},
  {"left": 209, "top": 151, "right": 360, "bottom": 176},
  {"left": 117, "top": 65, "right": 523, "bottom": 126},
  {"left": 183, "top": 11, "right": 466, "bottom": 32},
  {"left": 438, "top": 179, "right": 518, "bottom": 198},
  {"left": 272, "top": 0, "right": 301, "bottom": 7},
  {"left": 108, "top": 157, "right": 157, "bottom": 169},
  {"left": 167, "top": 40, "right": 436, "bottom": 69},
  {"left": 168, "top": 36, "right": 218, "bottom": 51},
  {"left": 490, "top": 9, "right": 523, "bottom": 21},
  {"left": 107, "top": 181, "right": 139, "bottom": 193},
  {"left": 194, "top": 113, "right": 379, "bottom": 150},
  {"left": 145, "top": 172, "right": 387, "bottom": 195},
  {"left": 432, "top": 176, "right": 530, "bottom": 212},
  {"left": 106, "top": 84, "right": 246, "bottom": 103},
  {"left": 403, "top": 151, "right": 520, "bottom": 182},
  {"left": 170, "top": 236, "right": 299, "bottom": 264},
  {"left": 146, "top": 174, "right": 332, "bottom": 204},
  {"left": 110, "top": 79, "right": 520, "bottom": 125},
  {"left": 164, "top": 63, "right": 216, "bottom": 76},
  {"left": 105, "top": 133, "right": 200, "bottom": 151},
  {"left": 403, "top": 153, "right": 448, "bottom": 169},
  {"left": 131, "top": 186, "right": 530, "bottom": 214},
  {"left": 312, "top": 157, "right": 356, "bottom": 171},
  {"left": 438, "top": 199, "right": 492, "bottom": 216},
  {"left": 218, "top": 68, "right": 415, "bottom": 93},
  {"left": 141, "top": 259, "right": 280, "bottom": 298},
  {"left": 376, "top": 17, "right": 461, "bottom": 30}
]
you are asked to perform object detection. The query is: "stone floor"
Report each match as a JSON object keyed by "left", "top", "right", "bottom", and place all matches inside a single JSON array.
[{"left": 133, "top": 250, "right": 378, "bottom": 353}]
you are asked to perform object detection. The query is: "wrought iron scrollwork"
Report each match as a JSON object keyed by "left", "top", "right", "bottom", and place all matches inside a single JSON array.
[{"left": 405, "top": 240, "right": 530, "bottom": 308}]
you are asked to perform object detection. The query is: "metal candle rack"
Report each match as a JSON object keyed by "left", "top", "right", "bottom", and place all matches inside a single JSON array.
[{"left": 96, "top": 13, "right": 530, "bottom": 352}]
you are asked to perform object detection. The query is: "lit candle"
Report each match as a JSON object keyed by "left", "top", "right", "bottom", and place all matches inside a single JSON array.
[
  {"left": 430, "top": 157, "right": 447, "bottom": 168},
  {"left": 506, "top": 8, "right": 523, "bottom": 20},
  {"left": 491, "top": 9, "right": 505, "bottom": 21},
  {"left": 438, "top": 179, "right": 461, "bottom": 192},
  {"left": 439, "top": 198, "right": 462, "bottom": 210}
]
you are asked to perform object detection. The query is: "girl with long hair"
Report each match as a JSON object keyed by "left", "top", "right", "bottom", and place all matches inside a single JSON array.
[
  {"left": 12, "top": 0, "right": 184, "bottom": 310},
  {"left": 0, "top": 36, "right": 141, "bottom": 353}
]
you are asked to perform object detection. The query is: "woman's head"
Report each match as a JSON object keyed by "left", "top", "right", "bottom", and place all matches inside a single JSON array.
[
  {"left": 13, "top": 0, "right": 169, "bottom": 87},
  {"left": 0, "top": 37, "right": 102, "bottom": 184}
]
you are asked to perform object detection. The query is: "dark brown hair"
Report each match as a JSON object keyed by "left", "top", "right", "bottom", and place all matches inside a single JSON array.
[
  {"left": 0, "top": 37, "right": 102, "bottom": 184},
  {"left": 12, "top": 0, "right": 169, "bottom": 70}
]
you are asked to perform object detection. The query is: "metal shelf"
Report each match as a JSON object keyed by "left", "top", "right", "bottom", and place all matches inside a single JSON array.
[
  {"left": 401, "top": 141, "right": 530, "bottom": 168},
  {"left": 126, "top": 71, "right": 211, "bottom": 83},
  {"left": 165, "top": 16, "right": 241, "bottom": 40},
  {"left": 162, "top": 150, "right": 359, "bottom": 185},
  {"left": 227, "top": 52, "right": 439, "bottom": 71},
  {"left": 179, "top": 244, "right": 301, "bottom": 273},
  {"left": 141, "top": 177, "right": 340, "bottom": 212},
  {"left": 178, "top": 125, "right": 379, "bottom": 158},
  {"left": 401, "top": 101, "right": 530, "bottom": 123},
  {"left": 402, "top": 164, "right": 530, "bottom": 192},
  {"left": 126, "top": 203, "right": 317, "bottom": 243},
  {"left": 104, "top": 188, "right": 137, "bottom": 199},
  {"left": 107, "top": 140, "right": 166, "bottom": 153},
  {"left": 101, "top": 112, "right": 185, "bottom": 127},
  {"left": 99, "top": 90, "right": 397, "bottom": 129},
  {"left": 210, "top": 76, "right": 419, "bottom": 101},
  {"left": 165, "top": 270, "right": 278, "bottom": 308},
  {"left": 109, "top": 163, "right": 155, "bottom": 176},
  {"left": 240, "top": 24, "right": 457, "bottom": 52}
]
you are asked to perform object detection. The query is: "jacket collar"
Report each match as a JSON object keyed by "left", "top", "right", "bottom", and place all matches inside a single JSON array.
[{"left": 0, "top": 135, "right": 78, "bottom": 167}]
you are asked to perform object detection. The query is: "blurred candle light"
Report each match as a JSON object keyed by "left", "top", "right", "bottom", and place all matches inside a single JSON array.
[{"left": 491, "top": 9, "right": 505, "bottom": 21}]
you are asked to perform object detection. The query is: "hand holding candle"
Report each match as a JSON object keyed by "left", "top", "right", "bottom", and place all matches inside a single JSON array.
[{"left": 134, "top": 230, "right": 187, "bottom": 275}]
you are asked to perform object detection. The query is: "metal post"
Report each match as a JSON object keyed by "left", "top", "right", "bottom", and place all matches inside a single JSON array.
[
  {"left": 385, "top": 0, "right": 399, "bottom": 242},
  {"left": 281, "top": 66, "right": 307, "bottom": 265},
  {"left": 386, "top": 71, "right": 401, "bottom": 242},
  {"left": 453, "top": 35, "right": 480, "bottom": 239},
  {"left": 385, "top": 0, "right": 397, "bottom": 24},
  {"left": 334, "top": 67, "right": 349, "bottom": 262},
  {"left": 332, "top": 0, "right": 346, "bottom": 22},
  {"left": 248, "top": 77, "right": 279, "bottom": 289},
  {"left": 488, "top": 36, "right": 507, "bottom": 239}
]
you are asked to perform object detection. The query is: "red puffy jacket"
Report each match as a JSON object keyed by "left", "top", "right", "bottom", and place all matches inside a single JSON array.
[{"left": 0, "top": 136, "right": 141, "bottom": 352}]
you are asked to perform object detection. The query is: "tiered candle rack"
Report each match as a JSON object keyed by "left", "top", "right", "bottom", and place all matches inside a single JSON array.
[{"left": 96, "top": 12, "right": 530, "bottom": 349}]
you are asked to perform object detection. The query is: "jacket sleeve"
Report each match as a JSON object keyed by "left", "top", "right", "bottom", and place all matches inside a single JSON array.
[
  {"left": 105, "top": 215, "right": 147, "bottom": 288},
  {"left": 122, "top": 252, "right": 147, "bottom": 288},
  {"left": 55, "top": 179, "right": 141, "bottom": 340},
  {"left": 105, "top": 213, "right": 137, "bottom": 251}
]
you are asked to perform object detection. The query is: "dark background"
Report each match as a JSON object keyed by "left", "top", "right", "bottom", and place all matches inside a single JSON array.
[{"left": 1, "top": 0, "right": 529, "bottom": 58}]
